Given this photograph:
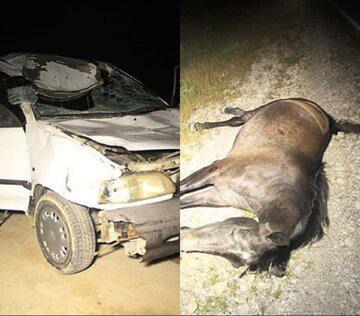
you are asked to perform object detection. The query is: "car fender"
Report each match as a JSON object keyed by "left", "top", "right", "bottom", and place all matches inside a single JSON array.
[{"left": 26, "top": 117, "right": 122, "bottom": 208}]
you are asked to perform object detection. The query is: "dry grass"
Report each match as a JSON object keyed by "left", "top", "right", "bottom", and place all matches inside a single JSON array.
[
  {"left": 181, "top": 2, "right": 264, "bottom": 147},
  {"left": 180, "top": 0, "right": 308, "bottom": 148}
]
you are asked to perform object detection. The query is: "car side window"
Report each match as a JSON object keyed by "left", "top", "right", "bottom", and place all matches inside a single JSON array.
[{"left": 0, "top": 102, "right": 25, "bottom": 128}]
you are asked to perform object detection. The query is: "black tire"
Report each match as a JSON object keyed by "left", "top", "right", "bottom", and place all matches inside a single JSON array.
[{"left": 34, "top": 191, "right": 96, "bottom": 274}]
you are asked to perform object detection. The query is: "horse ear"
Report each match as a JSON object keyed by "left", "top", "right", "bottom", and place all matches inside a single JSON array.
[{"left": 266, "top": 232, "right": 290, "bottom": 246}]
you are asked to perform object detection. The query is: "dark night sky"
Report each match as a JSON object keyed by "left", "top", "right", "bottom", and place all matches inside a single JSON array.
[{"left": 0, "top": 1, "right": 179, "bottom": 103}]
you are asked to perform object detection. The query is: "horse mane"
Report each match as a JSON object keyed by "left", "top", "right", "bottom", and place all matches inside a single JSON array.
[
  {"left": 248, "top": 163, "right": 330, "bottom": 275},
  {"left": 291, "top": 163, "right": 329, "bottom": 249}
]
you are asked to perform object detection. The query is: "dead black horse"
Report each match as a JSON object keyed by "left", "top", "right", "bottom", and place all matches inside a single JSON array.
[{"left": 180, "top": 98, "right": 360, "bottom": 277}]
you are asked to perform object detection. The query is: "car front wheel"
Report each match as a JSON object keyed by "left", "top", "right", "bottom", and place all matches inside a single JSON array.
[{"left": 34, "top": 191, "right": 96, "bottom": 274}]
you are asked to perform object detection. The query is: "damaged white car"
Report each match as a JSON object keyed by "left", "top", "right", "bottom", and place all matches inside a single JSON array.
[{"left": 0, "top": 53, "right": 179, "bottom": 274}]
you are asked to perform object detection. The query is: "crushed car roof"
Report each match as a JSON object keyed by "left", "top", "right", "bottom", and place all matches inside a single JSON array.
[
  {"left": 0, "top": 53, "right": 179, "bottom": 151},
  {"left": 0, "top": 53, "right": 103, "bottom": 100}
]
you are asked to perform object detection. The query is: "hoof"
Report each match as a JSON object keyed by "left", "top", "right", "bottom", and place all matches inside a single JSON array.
[
  {"left": 188, "top": 122, "right": 202, "bottom": 132},
  {"left": 221, "top": 106, "right": 245, "bottom": 116},
  {"left": 221, "top": 105, "right": 232, "bottom": 114}
]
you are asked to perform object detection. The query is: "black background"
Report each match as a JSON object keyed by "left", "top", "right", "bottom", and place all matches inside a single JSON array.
[{"left": 0, "top": 1, "right": 179, "bottom": 103}]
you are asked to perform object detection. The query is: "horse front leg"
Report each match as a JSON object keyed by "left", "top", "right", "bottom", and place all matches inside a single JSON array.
[{"left": 180, "top": 185, "right": 229, "bottom": 209}]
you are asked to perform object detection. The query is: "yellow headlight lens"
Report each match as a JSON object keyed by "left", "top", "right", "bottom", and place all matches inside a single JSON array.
[{"left": 99, "top": 171, "right": 175, "bottom": 204}]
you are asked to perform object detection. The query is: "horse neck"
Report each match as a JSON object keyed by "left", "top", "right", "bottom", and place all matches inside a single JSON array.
[{"left": 257, "top": 186, "right": 313, "bottom": 239}]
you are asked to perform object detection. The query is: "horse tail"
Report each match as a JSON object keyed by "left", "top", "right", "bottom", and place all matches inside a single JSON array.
[{"left": 331, "top": 118, "right": 360, "bottom": 134}]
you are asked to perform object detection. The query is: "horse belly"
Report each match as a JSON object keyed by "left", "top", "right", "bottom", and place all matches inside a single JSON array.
[
  {"left": 213, "top": 155, "right": 295, "bottom": 212},
  {"left": 230, "top": 103, "right": 331, "bottom": 160}
]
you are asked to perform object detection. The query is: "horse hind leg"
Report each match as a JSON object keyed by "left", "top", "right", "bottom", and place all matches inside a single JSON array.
[
  {"left": 221, "top": 105, "right": 246, "bottom": 116},
  {"left": 189, "top": 108, "right": 257, "bottom": 131},
  {"left": 189, "top": 117, "right": 243, "bottom": 132}
]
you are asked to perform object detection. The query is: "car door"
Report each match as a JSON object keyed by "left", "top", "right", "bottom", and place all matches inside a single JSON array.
[{"left": 0, "top": 101, "right": 31, "bottom": 211}]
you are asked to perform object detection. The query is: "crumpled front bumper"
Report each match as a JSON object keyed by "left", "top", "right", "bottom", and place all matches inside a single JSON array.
[{"left": 98, "top": 196, "right": 179, "bottom": 262}]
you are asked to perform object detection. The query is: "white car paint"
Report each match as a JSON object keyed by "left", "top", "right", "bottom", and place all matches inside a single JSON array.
[
  {"left": 53, "top": 108, "right": 180, "bottom": 150},
  {"left": 0, "top": 127, "right": 30, "bottom": 210},
  {"left": 0, "top": 53, "right": 180, "bottom": 268},
  {"left": 0, "top": 53, "right": 179, "bottom": 214},
  {"left": 16, "top": 103, "right": 179, "bottom": 212}
]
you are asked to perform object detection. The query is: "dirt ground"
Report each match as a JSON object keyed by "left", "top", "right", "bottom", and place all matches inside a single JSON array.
[
  {"left": 181, "top": 0, "right": 360, "bottom": 315},
  {"left": 0, "top": 212, "right": 179, "bottom": 315}
]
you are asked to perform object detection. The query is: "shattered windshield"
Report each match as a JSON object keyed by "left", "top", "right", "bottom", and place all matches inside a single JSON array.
[{"left": 31, "top": 65, "right": 168, "bottom": 119}]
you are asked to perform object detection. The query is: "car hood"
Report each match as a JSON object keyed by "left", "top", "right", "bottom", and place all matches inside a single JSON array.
[{"left": 51, "top": 108, "right": 179, "bottom": 151}]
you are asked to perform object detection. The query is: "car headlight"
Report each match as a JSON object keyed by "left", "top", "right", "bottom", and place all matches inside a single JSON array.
[{"left": 99, "top": 171, "right": 176, "bottom": 204}]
